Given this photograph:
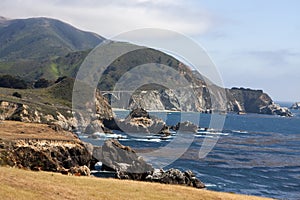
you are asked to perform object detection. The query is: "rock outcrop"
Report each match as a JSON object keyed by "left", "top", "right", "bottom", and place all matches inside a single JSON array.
[
  {"left": 291, "top": 102, "right": 300, "bottom": 110},
  {"left": 93, "top": 139, "right": 153, "bottom": 180},
  {"left": 171, "top": 121, "right": 198, "bottom": 133},
  {"left": 145, "top": 168, "right": 205, "bottom": 189},
  {"left": 0, "top": 88, "right": 113, "bottom": 132},
  {"left": 103, "top": 108, "right": 169, "bottom": 135},
  {"left": 92, "top": 139, "right": 205, "bottom": 189},
  {"left": 0, "top": 139, "right": 91, "bottom": 173},
  {"left": 111, "top": 86, "right": 291, "bottom": 116},
  {"left": 260, "top": 103, "right": 292, "bottom": 117},
  {"left": 0, "top": 100, "right": 79, "bottom": 131},
  {"left": 226, "top": 88, "right": 292, "bottom": 116}
]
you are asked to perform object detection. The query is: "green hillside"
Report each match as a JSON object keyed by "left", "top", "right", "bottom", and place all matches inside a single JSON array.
[
  {"left": 0, "top": 17, "right": 199, "bottom": 86},
  {"left": 0, "top": 17, "right": 103, "bottom": 60},
  {"left": 0, "top": 17, "right": 102, "bottom": 81}
]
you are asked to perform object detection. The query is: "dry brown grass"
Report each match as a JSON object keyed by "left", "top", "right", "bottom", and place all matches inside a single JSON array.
[
  {"left": 0, "top": 120, "right": 77, "bottom": 141},
  {"left": 0, "top": 167, "right": 274, "bottom": 200}
]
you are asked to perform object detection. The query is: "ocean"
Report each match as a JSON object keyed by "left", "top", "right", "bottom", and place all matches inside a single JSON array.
[{"left": 81, "top": 103, "right": 300, "bottom": 200}]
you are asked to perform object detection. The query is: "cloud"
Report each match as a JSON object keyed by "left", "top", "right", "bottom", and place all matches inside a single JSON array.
[
  {"left": 247, "top": 49, "right": 299, "bottom": 67},
  {"left": 0, "top": 0, "right": 217, "bottom": 37}
]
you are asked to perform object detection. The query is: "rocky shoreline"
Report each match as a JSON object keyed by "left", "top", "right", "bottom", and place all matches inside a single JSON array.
[{"left": 0, "top": 120, "right": 205, "bottom": 189}]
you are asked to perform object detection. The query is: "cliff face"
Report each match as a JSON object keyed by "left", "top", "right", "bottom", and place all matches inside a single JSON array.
[
  {"left": 0, "top": 139, "right": 91, "bottom": 172},
  {"left": 0, "top": 121, "right": 92, "bottom": 172},
  {"left": 121, "top": 87, "right": 292, "bottom": 116},
  {"left": 226, "top": 88, "right": 292, "bottom": 116}
]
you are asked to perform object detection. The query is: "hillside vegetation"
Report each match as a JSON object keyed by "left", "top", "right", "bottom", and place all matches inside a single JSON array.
[{"left": 0, "top": 17, "right": 101, "bottom": 80}]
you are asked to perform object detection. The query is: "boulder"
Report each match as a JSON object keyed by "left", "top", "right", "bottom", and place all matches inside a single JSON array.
[
  {"left": 145, "top": 168, "right": 205, "bottom": 189},
  {"left": 126, "top": 107, "right": 150, "bottom": 119},
  {"left": 69, "top": 165, "right": 91, "bottom": 176},
  {"left": 103, "top": 108, "right": 168, "bottom": 135},
  {"left": 291, "top": 102, "right": 300, "bottom": 110},
  {"left": 93, "top": 139, "right": 153, "bottom": 178},
  {"left": 85, "top": 120, "right": 113, "bottom": 134},
  {"left": 171, "top": 121, "right": 198, "bottom": 133}
]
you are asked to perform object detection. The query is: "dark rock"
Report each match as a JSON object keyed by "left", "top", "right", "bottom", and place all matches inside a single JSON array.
[
  {"left": 93, "top": 139, "right": 153, "bottom": 175},
  {"left": 171, "top": 121, "right": 198, "bottom": 133},
  {"left": 145, "top": 168, "right": 205, "bottom": 189},
  {"left": 126, "top": 108, "right": 150, "bottom": 120},
  {"left": 92, "top": 140, "right": 205, "bottom": 189},
  {"left": 291, "top": 102, "right": 300, "bottom": 110},
  {"left": 85, "top": 120, "right": 104, "bottom": 134}
]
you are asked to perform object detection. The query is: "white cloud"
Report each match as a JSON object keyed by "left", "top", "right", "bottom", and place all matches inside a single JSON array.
[{"left": 0, "top": 0, "right": 216, "bottom": 37}]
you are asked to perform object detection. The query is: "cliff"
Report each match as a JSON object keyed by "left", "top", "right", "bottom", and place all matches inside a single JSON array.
[
  {"left": 226, "top": 88, "right": 292, "bottom": 116},
  {"left": 119, "top": 87, "right": 292, "bottom": 116},
  {"left": 0, "top": 121, "right": 91, "bottom": 173}
]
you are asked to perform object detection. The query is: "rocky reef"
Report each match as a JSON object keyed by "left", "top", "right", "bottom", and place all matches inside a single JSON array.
[
  {"left": 91, "top": 139, "right": 205, "bottom": 189},
  {"left": 291, "top": 102, "right": 300, "bottom": 110}
]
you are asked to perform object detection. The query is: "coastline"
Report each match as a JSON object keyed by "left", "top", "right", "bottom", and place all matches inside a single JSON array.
[{"left": 0, "top": 120, "right": 275, "bottom": 199}]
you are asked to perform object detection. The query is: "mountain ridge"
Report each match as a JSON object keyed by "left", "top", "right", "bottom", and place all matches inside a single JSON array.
[
  {"left": 0, "top": 17, "right": 103, "bottom": 61},
  {"left": 0, "top": 16, "right": 292, "bottom": 116}
]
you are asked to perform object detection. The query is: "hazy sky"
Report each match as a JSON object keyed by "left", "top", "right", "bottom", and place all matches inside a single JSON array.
[{"left": 1, "top": 0, "right": 299, "bottom": 101}]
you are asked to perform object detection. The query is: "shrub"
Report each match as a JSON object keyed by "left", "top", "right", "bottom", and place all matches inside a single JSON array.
[
  {"left": 12, "top": 92, "right": 22, "bottom": 98},
  {"left": 0, "top": 75, "right": 28, "bottom": 89},
  {"left": 34, "top": 78, "right": 50, "bottom": 88}
]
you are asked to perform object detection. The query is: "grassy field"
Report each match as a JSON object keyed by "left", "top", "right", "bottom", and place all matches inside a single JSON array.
[
  {"left": 0, "top": 120, "right": 77, "bottom": 141},
  {"left": 0, "top": 167, "right": 273, "bottom": 200}
]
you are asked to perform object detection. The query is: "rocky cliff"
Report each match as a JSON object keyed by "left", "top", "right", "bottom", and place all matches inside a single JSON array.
[
  {"left": 0, "top": 121, "right": 91, "bottom": 174},
  {"left": 0, "top": 139, "right": 91, "bottom": 172},
  {"left": 117, "top": 86, "right": 292, "bottom": 116},
  {"left": 226, "top": 88, "right": 292, "bottom": 116}
]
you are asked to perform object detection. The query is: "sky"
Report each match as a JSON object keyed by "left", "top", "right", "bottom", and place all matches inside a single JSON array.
[{"left": 0, "top": 0, "right": 299, "bottom": 101}]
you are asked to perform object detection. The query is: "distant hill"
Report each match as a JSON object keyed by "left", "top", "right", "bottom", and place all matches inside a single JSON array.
[
  {"left": 0, "top": 17, "right": 103, "bottom": 61},
  {"left": 0, "top": 17, "right": 103, "bottom": 80}
]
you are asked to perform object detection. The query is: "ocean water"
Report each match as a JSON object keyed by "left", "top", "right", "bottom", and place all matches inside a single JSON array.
[{"left": 81, "top": 105, "right": 300, "bottom": 200}]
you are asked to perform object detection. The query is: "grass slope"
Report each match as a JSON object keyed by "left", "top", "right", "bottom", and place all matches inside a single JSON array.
[{"left": 0, "top": 167, "right": 273, "bottom": 200}]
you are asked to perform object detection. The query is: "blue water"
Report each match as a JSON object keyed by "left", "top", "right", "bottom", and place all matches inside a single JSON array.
[{"left": 81, "top": 107, "right": 300, "bottom": 200}]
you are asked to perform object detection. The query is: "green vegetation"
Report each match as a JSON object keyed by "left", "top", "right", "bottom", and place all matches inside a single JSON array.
[
  {"left": 0, "top": 74, "right": 28, "bottom": 89},
  {"left": 0, "top": 77, "right": 76, "bottom": 118},
  {"left": 0, "top": 17, "right": 199, "bottom": 93}
]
